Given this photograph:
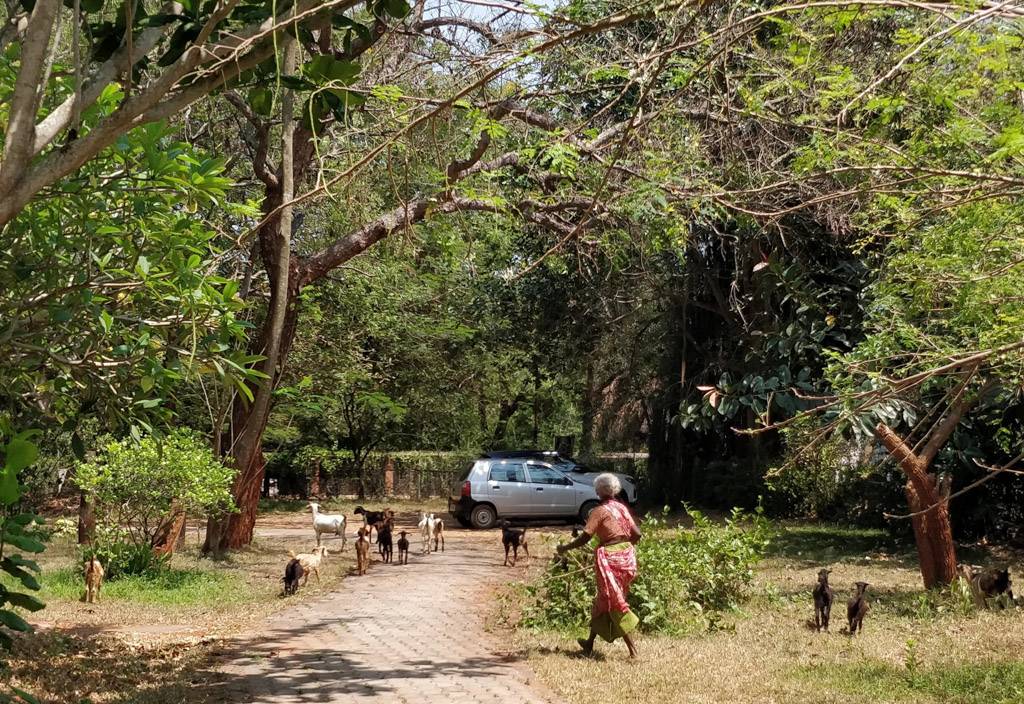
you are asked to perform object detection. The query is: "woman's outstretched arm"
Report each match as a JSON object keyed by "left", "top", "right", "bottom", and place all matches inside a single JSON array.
[{"left": 556, "top": 531, "right": 592, "bottom": 553}]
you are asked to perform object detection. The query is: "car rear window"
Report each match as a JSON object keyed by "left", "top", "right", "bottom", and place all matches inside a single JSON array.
[{"left": 459, "top": 462, "right": 478, "bottom": 481}]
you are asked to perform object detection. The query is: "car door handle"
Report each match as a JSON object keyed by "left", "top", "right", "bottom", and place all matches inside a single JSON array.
[{"left": 535, "top": 487, "right": 544, "bottom": 491}]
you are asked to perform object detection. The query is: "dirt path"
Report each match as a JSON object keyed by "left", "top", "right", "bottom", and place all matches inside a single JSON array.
[{"left": 211, "top": 524, "right": 562, "bottom": 704}]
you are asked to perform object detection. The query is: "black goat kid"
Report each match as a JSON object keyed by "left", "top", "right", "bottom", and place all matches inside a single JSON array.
[{"left": 813, "top": 568, "right": 833, "bottom": 632}]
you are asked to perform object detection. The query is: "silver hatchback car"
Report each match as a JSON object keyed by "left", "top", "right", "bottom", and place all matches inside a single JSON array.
[{"left": 449, "top": 457, "right": 616, "bottom": 529}]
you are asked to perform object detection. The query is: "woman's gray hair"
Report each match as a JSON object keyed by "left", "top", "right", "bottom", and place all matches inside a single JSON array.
[{"left": 593, "top": 473, "right": 621, "bottom": 499}]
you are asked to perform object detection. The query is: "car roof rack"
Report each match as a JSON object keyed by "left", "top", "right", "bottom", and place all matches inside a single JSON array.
[{"left": 481, "top": 449, "right": 562, "bottom": 460}]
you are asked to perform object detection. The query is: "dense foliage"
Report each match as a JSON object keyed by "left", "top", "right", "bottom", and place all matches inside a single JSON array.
[
  {"left": 75, "top": 430, "right": 235, "bottom": 550},
  {"left": 523, "top": 507, "right": 772, "bottom": 635}
]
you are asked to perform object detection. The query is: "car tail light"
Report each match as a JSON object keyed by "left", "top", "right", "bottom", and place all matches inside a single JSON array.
[{"left": 461, "top": 480, "right": 471, "bottom": 498}]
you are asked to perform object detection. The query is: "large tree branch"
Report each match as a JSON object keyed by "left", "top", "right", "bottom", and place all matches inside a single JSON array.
[
  {"left": 0, "top": 0, "right": 367, "bottom": 228},
  {"left": 31, "top": 6, "right": 179, "bottom": 155},
  {"left": 412, "top": 16, "right": 498, "bottom": 44},
  {"left": 918, "top": 375, "right": 995, "bottom": 466},
  {"left": 0, "top": 0, "right": 60, "bottom": 197}
]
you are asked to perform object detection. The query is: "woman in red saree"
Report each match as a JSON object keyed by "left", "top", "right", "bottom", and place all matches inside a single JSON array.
[{"left": 556, "top": 473, "right": 642, "bottom": 658}]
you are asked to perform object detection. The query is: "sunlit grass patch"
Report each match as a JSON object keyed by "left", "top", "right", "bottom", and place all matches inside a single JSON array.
[
  {"left": 38, "top": 566, "right": 247, "bottom": 606},
  {"left": 793, "top": 659, "right": 1024, "bottom": 703},
  {"left": 769, "top": 523, "right": 911, "bottom": 564}
]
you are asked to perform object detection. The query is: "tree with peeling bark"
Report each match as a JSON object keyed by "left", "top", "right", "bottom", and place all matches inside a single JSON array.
[{"left": 821, "top": 201, "right": 1024, "bottom": 588}]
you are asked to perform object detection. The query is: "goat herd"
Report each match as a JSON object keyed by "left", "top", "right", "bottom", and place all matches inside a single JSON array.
[
  {"left": 811, "top": 564, "right": 1016, "bottom": 635},
  {"left": 282, "top": 503, "right": 444, "bottom": 595}
]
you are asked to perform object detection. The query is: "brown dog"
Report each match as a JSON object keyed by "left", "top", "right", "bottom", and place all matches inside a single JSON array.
[
  {"left": 83, "top": 557, "right": 104, "bottom": 604},
  {"left": 355, "top": 527, "right": 371, "bottom": 576}
]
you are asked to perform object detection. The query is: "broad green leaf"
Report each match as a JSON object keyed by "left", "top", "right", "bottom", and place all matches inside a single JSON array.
[
  {"left": 4, "top": 438, "right": 37, "bottom": 474},
  {"left": 0, "top": 609, "right": 32, "bottom": 632},
  {"left": 248, "top": 87, "right": 273, "bottom": 116},
  {"left": 3, "top": 534, "right": 45, "bottom": 553},
  {"left": 13, "top": 688, "right": 40, "bottom": 704},
  {"left": 6, "top": 592, "right": 45, "bottom": 612},
  {"left": 303, "top": 56, "right": 360, "bottom": 85}
]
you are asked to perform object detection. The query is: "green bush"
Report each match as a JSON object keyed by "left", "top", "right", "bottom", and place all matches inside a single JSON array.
[
  {"left": 523, "top": 505, "right": 773, "bottom": 634},
  {"left": 75, "top": 429, "right": 235, "bottom": 550},
  {"left": 83, "top": 542, "right": 170, "bottom": 581}
]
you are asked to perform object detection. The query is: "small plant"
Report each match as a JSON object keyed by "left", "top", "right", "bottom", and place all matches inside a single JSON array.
[
  {"left": 903, "top": 638, "right": 921, "bottom": 687},
  {"left": 522, "top": 504, "right": 772, "bottom": 635}
]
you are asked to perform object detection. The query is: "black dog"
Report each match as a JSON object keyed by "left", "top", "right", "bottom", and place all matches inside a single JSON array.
[
  {"left": 283, "top": 558, "right": 304, "bottom": 595},
  {"left": 397, "top": 530, "right": 409, "bottom": 565},
  {"left": 377, "top": 522, "right": 394, "bottom": 564},
  {"left": 973, "top": 567, "right": 1014, "bottom": 608},
  {"left": 813, "top": 568, "right": 833, "bottom": 632},
  {"left": 501, "top": 520, "right": 529, "bottom": 567},
  {"left": 847, "top": 581, "right": 869, "bottom": 635}
]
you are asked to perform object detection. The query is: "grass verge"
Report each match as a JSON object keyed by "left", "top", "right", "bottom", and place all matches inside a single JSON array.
[
  {"left": 794, "top": 659, "right": 1024, "bottom": 704},
  {"left": 511, "top": 522, "right": 1024, "bottom": 704}
]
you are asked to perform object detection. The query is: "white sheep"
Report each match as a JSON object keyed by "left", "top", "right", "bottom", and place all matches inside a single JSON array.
[{"left": 309, "top": 502, "right": 346, "bottom": 550}]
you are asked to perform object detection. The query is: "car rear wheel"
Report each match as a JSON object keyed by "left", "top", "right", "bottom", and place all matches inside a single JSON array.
[
  {"left": 579, "top": 500, "right": 599, "bottom": 523},
  {"left": 470, "top": 504, "right": 497, "bottom": 529}
]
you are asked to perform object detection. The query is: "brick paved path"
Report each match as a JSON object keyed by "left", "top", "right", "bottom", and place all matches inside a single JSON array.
[{"left": 216, "top": 527, "right": 562, "bottom": 704}]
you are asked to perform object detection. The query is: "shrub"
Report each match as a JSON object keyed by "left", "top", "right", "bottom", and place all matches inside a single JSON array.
[
  {"left": 522, "top": 505, "right": 773, "bottom": 634},
  {"left": 74, "top": 429, "right": 235, "bottom": 552},
  {"left": 83, "top": 542, "right": 170, "bottom": 581}
]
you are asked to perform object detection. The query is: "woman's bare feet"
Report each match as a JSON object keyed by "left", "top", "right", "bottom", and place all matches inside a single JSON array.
[
  {"left": 623, "top": 634, "right": 638, "bottom": 658},
  {"left": 577, "top": 638, "right": 594, "bottom": 655}
]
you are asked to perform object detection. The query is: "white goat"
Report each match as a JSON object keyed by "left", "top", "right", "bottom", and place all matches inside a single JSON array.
[
  {"left": 431, "top": 515, "right": 445, "bottom": 553},
  {"left": 289, "top": 545, "right": 327, "bottom": 586},
  {"left": 309, "top": 502, "right": 346, "bottom": 550},
  {"left": 417, "top": 512, "right": 434, "bottom": 555}
]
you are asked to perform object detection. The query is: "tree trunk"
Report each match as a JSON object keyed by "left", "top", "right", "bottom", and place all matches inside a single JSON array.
[
  {"left": 875, "top": 422, "right": 957, "bottom": 588},
  {"left": 645, "top": 286, "right": 689, "bottom": 504},
  {"left": 204, "top": 38, "right": 299, "bottom": 553},
  {"left": 309, "top": 457, "right": 321, "bottom": 498},
  {"left": 490, "top": 393, "right": 524, "bottom": 449},
  {"left": 151, "top": 501, "right": 187, "bottom": 556},
  {"left": 580, "top": 357, "right": 595, "bottom": 458},
  {"left": 77, "top": 491, "right": 95, "bottom": 545}
]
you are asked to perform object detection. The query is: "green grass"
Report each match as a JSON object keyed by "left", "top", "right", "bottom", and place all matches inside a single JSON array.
[
  {"left": 769, "top": 523, "right": 912, "bottom": 564},
  {"left": 794, "top": 660, "right": 1024, "bottom": 703},
  {"left": 258, "top": 497, "right": 311, "bottom": 513},
  {"left": 5, "top": 566, "right": 248, "bottom": 607}
]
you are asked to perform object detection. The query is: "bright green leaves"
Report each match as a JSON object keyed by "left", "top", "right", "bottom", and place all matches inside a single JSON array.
[
  {"left": 245, "top": 55, "right": 365, "bottom": 132},
  {"left": 0, "top": 434, "right": 39, "bottom": 506},
  {"left": 989, "top": 122, "right": 1024, "bottom": 163},
  {"left": 1, "top": 114, "right": 257, "bottom": 435},
  {"left": 75, "top": 429, "right": 236, "bottom": 547},
  {"left": 285, "top": 56, "right": 364, "bottom": 131},
  {"left": 0, "top": 431, "right": 47, "bottom": 667},
  {"left": 540, "top": 143, "right": 580, "bottom": 178}
]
